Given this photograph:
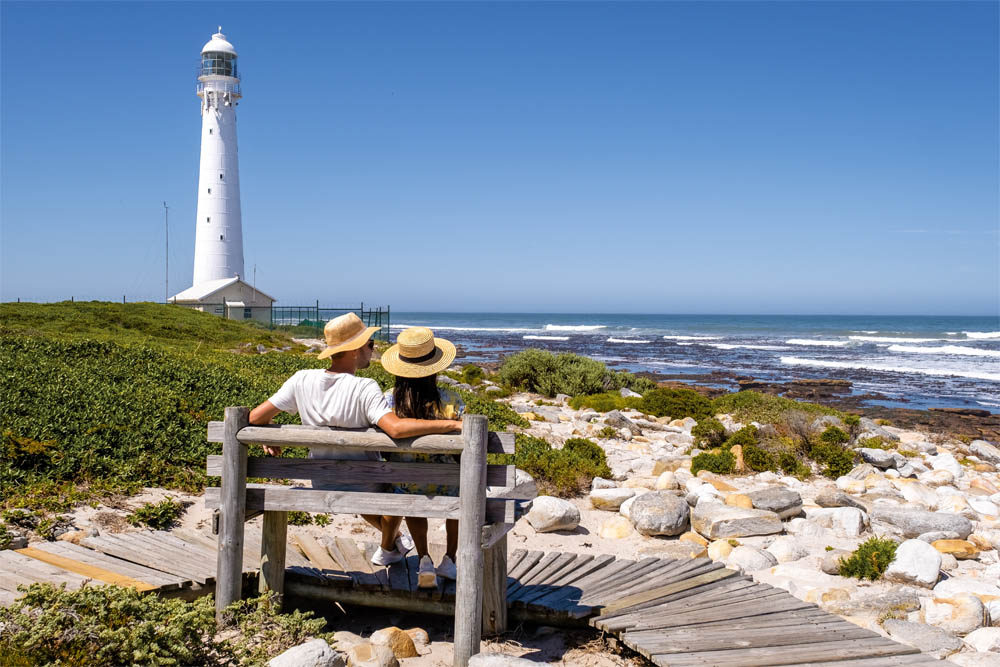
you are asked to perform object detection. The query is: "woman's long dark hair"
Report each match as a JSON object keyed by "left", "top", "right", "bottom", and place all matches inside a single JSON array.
[{"left": 392, "top": 374, "right": 442, "bottom": 420}]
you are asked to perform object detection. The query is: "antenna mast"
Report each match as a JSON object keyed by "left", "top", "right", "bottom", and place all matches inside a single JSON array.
[{"left": 163, "top": 202, "right": 169, "bottom": 303}]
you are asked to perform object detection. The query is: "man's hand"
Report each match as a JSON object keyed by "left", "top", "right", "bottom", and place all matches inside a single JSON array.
[{"left": 263, "top": 445, "right": 283, "bottom": 457}]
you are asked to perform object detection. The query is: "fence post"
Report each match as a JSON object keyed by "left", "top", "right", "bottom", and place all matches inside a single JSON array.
[
  {"left": 259, "top": 510, "right": 288, "bottom": 608},
  {"left": 482, "top": 534, "right": 508, "bottom": 635},
  {"left": 453, "top": 414, "right": 488, "bottom": 666},
  {"left": 216, "top": 406, "right": 249, "bottom": 623}
]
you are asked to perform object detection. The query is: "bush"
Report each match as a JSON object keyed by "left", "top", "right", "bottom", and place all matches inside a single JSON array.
[
  {"left": 724, "top": 425, "right": 758, "bottom": 449},
  {"left": 460, "top": 365, "right": 485, "bottom": 386},
  {"left": 452, "top": 389, "right": 529, "bottom": 431},
  {"left": 596, "top": 426, "right": 619, "bottom": 439},
  {"left": 126, "top": 498, "right": 185, "bottom": 530},
  {"left": 810, "top": 441, "right": 856, "bottom": 478},
  {"left": 858, "top": 436, "right": 891, "bottom": 450},
  {"left": 497, "top": 349, "right": 654, "bottom": 397},
  {"left": 838, "top": 537, "right": 898, "bottom": 580},
  {"left": 691, "top": 418, "right": 726, "bottom": 448},
  {"left": 819, "top": 426, "right": 850, "bottom": 446},
  {"left": 690, "top": 449, "right": 735, "bottom": 476},
  {"left": 778, "top": 451, "right": 811, "bottom": 477},
  {"left": 512, "top": 434, "right": 610, "bottom": 497},
  {"left": 711, "top": 391, "right": 841, "bottom": 424},
  {"left": 219, "top": 593, "right": 332, "bottom": 664},
  {"left": 637, "top": 388, "right": 713, "bottom": 420},
  {"left": 568, "top": 392, "right": 640, "bottom": 413},
  {"left": 743, "top": 444, "right": 777, "bottom": 472}
]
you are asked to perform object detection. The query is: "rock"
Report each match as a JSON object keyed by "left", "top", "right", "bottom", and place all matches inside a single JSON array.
[
  {"left": 598, "top": 515, "right": 634, "bottom": 539},
  {"left": 670, "top": 417, "right": 698, "bottom": 431},
  {"left": 918, "top": 531, "right": 961, "bottom": 543},
  {"left": 619, "top": 495, "right": 638, "bottom": 520},
  {"left": 870, "top": 507, "right": 973, "bottom": 539},
  {"left": 971, "top": 440, "right": 1000, "bottom": 465},
  {"left": 972, "top": 477, "right": 1000, "bottom": 495},
  {"left": 630, "top": 491, "right": 690, "bottom": 536},
  {"left": 333, "top": 632, "right": 366, "bottom": 649},
  {"left": 622, "top": 477, "right": 657, "bottom": 490},
  {"left": 369, "top": 627, "right": 418, "bottom": 660},
  {"left": 940, "top": 553, "right": 959, "bottom": 571},
  {"left": 346, "top": 643, "right": 397, "bottom": 667},
  {"left": 920, "top": 469, "right": 955, "bottom": 487},
  {"left": 821, "top": 550, "right": 849, "bottom": 575},
  {"left": 525, "top": 496, "right": 580, "bottom": 533},
  {"left": 806, "top": 507, "right": 865, "bottom": 537},
  {"left": 269, "top": 639, "right": 343, "bottom": 667},
  {"left": 932, "top": 539, "right": 980, "bottom": 560},
  {"left": 812, "top": 415, "right": 846, "bottom": 432},
  {"left": 591, "top": 477, "right": 618, "bottom": 491},
  {"left": 726, "top": 545, "right": 777, "bottom": 572},
  {"left": 554, "top": 393, "right": 571, "bottom": 404},
  {"left": 824, "top": 589, "right": 921, "bottom": 617},
  {"left": 895, "top": 480, "right": 939, "bottom": 509},
  {"left": 605, "top": 410, "right": 642, "bottom": 435},
  {"left": 483, "top": 385, "right": 503, "bottom": 394},
  {"left": 859, "top": 448, "right": 898, "bottom": 469},
  {"left": 922, "top": 594, "right": 987, "bottom": 635},
  {"left": 858, "top": 418, "right": 900, "bottom": 442},
  {"left": 785, "top": 517, "right": 827, "bottom": 538},
  {"left": 724, "top": 493, "right": 753, "bottom": 509},
  {"left": 489, "top": 468, "right": 536, "bottom": 500},
  {"left": 948, "top": 654, "right": 1000, "bottom": 667},
  {"left": 403, "top": 628, "right": 429, "bottom": 649},
  {"left": 938, "top": 494, "right": 977, "bottom": 519},
  {"left": 468, "top": 653, "right": 538, "bottom": 667},
  {"left": 654, "top": 471, "right": 678, "bottom": 490},
  {"left": 836, "top": 477, "right": 867, "bottom": 494},
  {"left": 652, "top": 457, "right": 684, "bottom": 475},
  {"left": 765, "top": 536, "right": 808, "bottom": 563},
  {"left": 679, "top": 531, "right": 709, "bottom": 547},
  {"left": 970, "top": 497, "right": 1000, "bottom": 517},
  {"left": 691, "top": 501, "right": 782, "bottom": 539},
  {"left": 930, "top": 452, "right": 963, "bottom": 479},
  {"left": 707, "top": 539, "right": 734, "bottom": 561},
  {"left": 746, "top": 487, "right": 802, "bottom": 518},
  {"left": 590, "top": 488, "right": 636, "bottom": 510},
  {"left": 619, "top": 387, "right": 642, "bottom": 398},
  {"left": 705, "top": 478, "right": 738, "bottom": 493},
  {"left": 964, "top": 627, "right": 1000, "bottom": 652},
  {"left": 881, "top": 620, "right": 963, "bottom": 659},
  {"left": 814, "top": 488, "right": 869, "bottom": 512},
  {"left": 884, "top": 539, "right": 942, "bottom": 588}
]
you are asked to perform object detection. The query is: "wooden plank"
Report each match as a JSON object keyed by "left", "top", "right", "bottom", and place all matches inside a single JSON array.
[
  {"left": 596, "top": 576, "right": 756, "bottom": 628},
  {"left": 0, "top": 550, "right": 94, "bottom": 589},
  {"left": 481, "top": 523, "right": 515, "bottom": 550},
  {"left": 504, "top": 549, "right": 528, "bottom": 577},
  {"left": 453, "top": 413, "right": 488, "bottom": 667},
  {"left": 507, "top": 551, "right": 561, "bottom": 597},
  {"left": 284, "top": 575, "right": 455, "bottom": 615},
  {"left": 216, "top": 406, "right": 249, "bottom": 622},
  {"left": 526, "top": 556, "right": 633, "bottom": 611},
  {"left": 207, "top": 421, "right": 515, "bottom": 454},
  {"left": 593, "top": 560, "right": 727, "bottom": 609},
  {"left": 790, "top": 656, "right": 949, "bottom": 667},
  {"left": 387, "top": 550, "right": 411, "bottom": 592},
  {"left": 80, "top": 536, "right": 212, "bottom": 584},
  {"left": 621, "top": 610, "right": 842, "bottom": 640},
  {"left": 171, "top": 529, "right": 266, "bottom": 572},
  {"left": 335, "top": 537, "right": 382, "bottom": 590},
  {"left": 506, "top": 550, "right": 544, "bottom": 581},
  {"left": 574, "top": 557, "right": 663, "bottom": 603},
  {"left": 362, "top": 543, "right": 392, "bottom": 591},
  {"left": 596, "top": 566, "right": 740, "bottom": 619},
  {"left": 509, "top": 553, "right": 587, "bottom": 603},
  {"left": 208, "top": 455, "right": 513, "bottom": 487},
  {"left": 405, "top": 552, "right": 420, "bottom": 594},
  {"left": 259, "top": 511, "right": 287, "bottom": 601},
  {"left": 35, "top": 541, "right": 189, "bottom": 589},
  {"left": 0, "top": 589, "right": 18, "bottom": 606},
  {"left": 0, "top": 560, "right": 46, "bottom": 592},
  {"left": 632, "top": 620, "right": 876, "bottom": 649},
  {"left": 514, "top": 554, "right": 598, "bottom": 606},
  {"left": 649, "top": 637, "right": 917, "bottom": 667},
  {"left": 120, "top": 533, "right": 217, "bottom": 579},
  {"left": 204, "top": 486, "right": 517, "bottom": 524},
  {"left": 635, "top": 597, "right": 817, "bottom": 630},
  {"left": 482, "top": 534, "right": 507, "bottom": 636},
  {"left": 15, "top": 547, "right": 157, "bottom": 591}
]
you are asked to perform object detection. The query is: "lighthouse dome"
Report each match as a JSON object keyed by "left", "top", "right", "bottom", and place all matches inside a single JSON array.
[{"left": 201, "top": 28, "right": 237, "bottom": 56}]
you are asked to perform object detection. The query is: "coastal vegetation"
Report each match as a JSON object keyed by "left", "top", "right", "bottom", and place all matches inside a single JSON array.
[
  {"left": 497, "top": 348, "right": 656, "bottom": 396},
  {"left": 507, "top": 434, "right": 611, "bottom": 497},
  {"left": 837, "top": 537, "right": 899, "bottom": 580}
]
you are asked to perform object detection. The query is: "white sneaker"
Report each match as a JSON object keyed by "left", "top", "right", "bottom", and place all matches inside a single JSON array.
[
  {"left": 417, "top": 555, "right": 437, "bottom": 589},
  {"left": 396, "top": 533, "right": 414, "bottom": 555},
  {"left": 371, "top": 546, "right": 404, "bottom": 566},
  {"left": 436, "top": 555, "right": 457, "bottom": 580}
]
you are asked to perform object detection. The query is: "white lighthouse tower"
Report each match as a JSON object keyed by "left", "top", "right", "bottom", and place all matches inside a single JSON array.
[
  {"left": 192, "top": 27, "right": 244, "bottom": 284},
  {"left": 171, "top": 28, "right": 276, "bottom": 320}
]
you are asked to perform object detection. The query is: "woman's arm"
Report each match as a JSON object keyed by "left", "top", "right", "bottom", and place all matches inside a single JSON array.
[{"left": 376, "top": 413, "right": 462, "bottom": 439}]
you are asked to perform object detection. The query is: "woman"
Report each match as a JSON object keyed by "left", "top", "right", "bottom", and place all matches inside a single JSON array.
[{"left": 381, "top": 326, "right": 463, "bottom": 589}]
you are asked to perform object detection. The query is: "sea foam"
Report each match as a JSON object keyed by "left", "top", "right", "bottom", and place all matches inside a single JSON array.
[
  {"left": 849, "top": 335, "right": 948, "bottom": 343},
  {"left": 965, "top": 331, "right": 1000, "bottom": 340},
  {"left": 710, "top": 343, "right": 791, "bottom": 351},
  {"left": 662, "top": 335, "right": 720, "bottom": 341},
  {"left": 545, "top": 324, "right": 606, "bottom": 332},
  {"left": 523, "top": 335, "right": 569, "bottom": 341},
  {"left": 780, "top": 356, "right": 1000, "bottom": 382},
  {"left": 607, "top": 337, "right": 651, "bottom": 344},
  {"left": 888, "top": 344, "right": 1000, "bottom": 358},
  {"left": 786, "top": 339, "right": 850, "bottom": 347},
  {"left": 390, "top": 323, "right": 536, "bottom": 333}
]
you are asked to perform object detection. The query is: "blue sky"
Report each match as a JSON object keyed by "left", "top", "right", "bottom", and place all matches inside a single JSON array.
[{"left": 2, "top": 1, "right": 997, "bottom": 315}]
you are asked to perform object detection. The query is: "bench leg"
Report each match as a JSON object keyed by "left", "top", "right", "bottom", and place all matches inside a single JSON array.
[
  {"left": 259, "top": 510, "right": 287, "bottom": 608},
  {"left": 482, "top": 534, "right": 508, "bottom": 636}
]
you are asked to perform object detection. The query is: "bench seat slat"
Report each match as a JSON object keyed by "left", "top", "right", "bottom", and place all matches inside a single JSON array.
[
  {"left": 204, "top": 486, "right": 519, "bottom": 524},
  {"left": 206, "top": 456, "right": 514, "bottom": 487},
  {"left": 206, "top": 422, "right": 515, "bottom": 454}
]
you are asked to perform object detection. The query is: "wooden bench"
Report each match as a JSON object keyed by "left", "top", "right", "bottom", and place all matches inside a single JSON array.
[{"left": 205, "top": 407, "right": 524, "bottom": 666}]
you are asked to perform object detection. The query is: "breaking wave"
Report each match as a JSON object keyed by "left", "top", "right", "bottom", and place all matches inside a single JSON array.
[
  {"left": 965, "top": 331, "right": 1000, "bottom": 340},
  {"left": 786, "top": 339, "right": 850, "bottom": 347},
  {"left": 888, "top": 345, "right": 1000, "bottom": 358},
  {"left": 607, "top": 338, "right": 652, "bottom": 344},
  {"left": 780, "top": 356, "right": 1000, "bottom": 382},
  {"left": 849, "top": 335, "right": 948, "bottom": 343},
  {"left": 710, "top": 343, "right": 791, "bottom": 351},
  {"left": 662, "top": 335, "right": 720, "bottom": 341},
  {"left": 390, "top": 323, "right": 536, "bottom": 333},
  {"left": 545, "top": 324, "right": 606, "bottom": 332},
  {"left": 523, "top": 335, "right": 569, "bottom": 341}
]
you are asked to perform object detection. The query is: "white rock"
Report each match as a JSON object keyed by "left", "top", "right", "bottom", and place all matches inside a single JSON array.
[
  {"left": 930, "top": 452, "right": 963, "bottom": 479},
  {"left": 948, "top": 654, "right": 1000, "bottom": 667},
  {"left": 895, "top": 480, "right": 939, "bottom": 509},
  {"left": 765, "top": 536, "right": 809, "bottom": 563},
  {"left": 591, "top": 477, "right": 618, "bottom": 491},
  {"left": 971, "top": 440, "right": 1000, "bottom": 465},
  {"left": 684, "top": 478, "right": 705, "bottom": 493},
  {"left": 691, "top": 502, "right": 783, "bottom": 538},
  {"left": 836, "top": 476, "right": 867, "bottom": 494},
  {"left": 970, "top": 498, "right": 1000, "bottom": 517},
  {"left": 526, "top": 496, "right": 581, "bottom": 533},
  {"left": 469, "top": 653, "right": 538, "bottom": 667},
  {"left": 785, "top": 517, "right": 827, "bottom": 538},
  {"left": 920, "top": 469, "right": 955, "bottom": 487},
  {"left": 590, "top": 488, "right": 636, "bottom": 510},
  {"left": 922, "top": 594, "right": 986, "bottom": 635},
  {"left": 654, "top": 471, "right": 678, "bottom": 490},
  {"left": 884, "top": 539, "right": 942, "bottom": 588},
  {"left": 806, "top": 507, "right": 866, "bottom": 537},
  {"left": 938, "top": 494, "right": 977, "bottom": 520},
  {"left": 726, "top": 545, "right": 778, "bottom": 572},
  {"left": 964, "top": 627, "right": 1000, "bottom": 652},
  {"left": 269, "top": 639, "right": 343, "bottom": 667}
]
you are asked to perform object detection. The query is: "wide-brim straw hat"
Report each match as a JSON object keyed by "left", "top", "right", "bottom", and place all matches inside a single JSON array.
[
  {"left": 381, "top": 326, "right": 456, "bottom": 378},
  {"left": 316, "top": 312, "right": 381, "bottom": 360}
]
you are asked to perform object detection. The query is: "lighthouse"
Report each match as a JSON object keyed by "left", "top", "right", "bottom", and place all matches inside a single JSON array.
[
  {"left": 171, "top": 28, "right": 276, "bottom": 320},
  {"left": 192, "top": 27, "right": 244, "bottom": 285}
]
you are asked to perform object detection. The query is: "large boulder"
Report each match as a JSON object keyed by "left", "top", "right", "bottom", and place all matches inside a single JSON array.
[
  {"left": 884, "top": 539, "right": 942, "bottom": 588},
  {"left": 629, "top": 491, "right": 690, "bottom": 536},
  {"left": 870, "top": 506, "right": 972, "bottom": 539},
  {"left": 963, "top": 628, "right": 1000, "bottom": 653},
  {"left": 857, "top": 418, "right": 900, "bottom": 442},
  {"left": 590, "top": 488, "right": 636, "bottom": 511},
  {"left": 369, "top": 627, "right": 418, "bottom": 660},
  {"left": 922, "top": 594, "right": 986, "bottom": 635},
  {"left": 746, "top": 487, "right": 802, "bottom": 519},
  {"left": 691, "top": 501, "right": 782, "bottom": 539},
  {"left": 813, "top": 488, "right": 870, "bottom": 512},
  {"left": 525, "top": 496, "right": 580, "bottom": 533},
  {"left": 858, "top": 448, "right": 898, "bottom": 469},
  {"left": 765, "top": 536, "right": 809, "bottom": 563},
  {"left": 726, "top": 545, "right": 777, "bottom": 572},
  {"left": 881, "top": 620, "right": 963, "bottom": 659},
  {"left": 970, "top": 440, "right": 1000, "bottom": 465},
  {"left": 605, "top": 410, "right": 642, "bottom": 435},
  {"left": 269, "top": 640, "right": 344, "bottom": 667},
  {"left": 805, "top": 507, "right": 866, "bottom": 537}
]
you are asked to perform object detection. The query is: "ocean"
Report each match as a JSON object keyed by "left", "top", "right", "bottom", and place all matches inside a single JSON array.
[{"left": 386, "top": 313, "right": 1000, "bottom": 411}]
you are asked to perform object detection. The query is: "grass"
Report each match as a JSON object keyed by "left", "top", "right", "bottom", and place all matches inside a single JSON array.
[
  {"left": 711, "top": 390, "right": 842, "bottom": 423},
  {"left": 126, "top": 498, "right": 186, "bottom": 530}
]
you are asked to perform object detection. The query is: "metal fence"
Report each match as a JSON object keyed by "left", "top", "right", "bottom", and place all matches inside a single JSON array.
[{"left": 189, "top": 301, "right": 391, "bottom": 341}]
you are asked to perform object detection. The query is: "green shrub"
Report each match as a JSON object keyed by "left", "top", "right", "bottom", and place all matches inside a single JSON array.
[
  {"left": 127, "top": 498, "right": 185, "bottom": 530},
  {"left": 691, "top": 418, "right": 727, "bottom": 448},
  {"left": 858, "top": 436, "right": 891, "bottom": 450},
  {"left": 218, "top": 593, "right": 332, "bottom": 664},
  {"left": 569, "top": 392, "right": 640, "bottom": 413},
  {"left": 497, "top": 349, "right": 654, "bottom": 397},
  {"left": 596, "top": 426, "right": 619, "bottom": 439},
  {"left": 838, "top": 537, "right": 898, "bottom": 580},
  {"left": 819, "top": 426, "right": 850, "bottom": 446},
  {"left": 711, "top": 391, "right": 840, "bottom": 424},
  {"left": 511, "top": 433, "right": 611, "bottom": 497},
  {"left": 357, "top": 360, "right": 394, "bottom": 391},
  {"left": 743, "top": 444, "right": 777, "bottom": 472},
  {"left": 778, "top": 452, "right": 811, "bottom": 477},
  {"left": 724, "top": 425, "right": 759, "bottom": 449},
  {"left": 637, "top": 388, "right": 712, "bottom": 420},
  {"left": 810, "top": 441, "right": 856, "bottom": 478},
  {"left": 690, "top": 449, "right": 736, "bottom": 476},
  {"left": 460, "top": 365, "right": 485, "bottom": 386},
  {"left": 452, "top": 389, "right": 529, "bottom": 431},
  {"left": 287, "top": 511, "right": 313, "bottom": 526}
]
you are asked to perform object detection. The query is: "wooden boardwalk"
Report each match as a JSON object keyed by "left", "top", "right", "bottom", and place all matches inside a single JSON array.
[{"left": 0, "top": 534, "right": 941, "bottom": 666}]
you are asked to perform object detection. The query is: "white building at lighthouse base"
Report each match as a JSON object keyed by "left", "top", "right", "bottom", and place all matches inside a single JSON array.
[{"left": 170, "top": 276, "right": 275, "bottom": 323}]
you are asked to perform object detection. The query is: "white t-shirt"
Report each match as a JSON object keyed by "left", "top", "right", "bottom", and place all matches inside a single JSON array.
[{"left": 268, "top": 370, "right": 393, "bottom": 493}]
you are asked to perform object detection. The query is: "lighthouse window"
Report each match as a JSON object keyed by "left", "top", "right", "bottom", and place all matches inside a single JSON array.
[
  {"left": 219, "top": 235, "right": 224, "bottom": 241},
  {"left": 206, "top": 217, "right": 211, "bottom": 223},
  {"left": 219, "top": 174, "right": 224, "bottom": 180},
  {"left": 207, "top": 188, "right": 211, "bottom": 194},
  {"left": 208, "top": 129, "right": 213, "bottom": 135}
]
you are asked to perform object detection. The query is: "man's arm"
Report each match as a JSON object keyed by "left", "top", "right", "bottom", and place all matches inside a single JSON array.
[
  {"left": 249, "top": 401, "right": 283, "bottom": 455},
  {"left": 376, "top": 413, "right": 462, "bottom": 439}
]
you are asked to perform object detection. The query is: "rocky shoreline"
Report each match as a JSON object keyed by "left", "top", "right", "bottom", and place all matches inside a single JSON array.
[{"left": 503, "top": 389, "right": 1000, "bottom": 666}]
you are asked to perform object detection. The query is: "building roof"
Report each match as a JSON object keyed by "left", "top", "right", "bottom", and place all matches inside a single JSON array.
[
  {"left": 202, "top": 28, "right": 237, "bottom": 56},
  {"left": 170, "top": 277, "right": 276, "bottom": 303}
]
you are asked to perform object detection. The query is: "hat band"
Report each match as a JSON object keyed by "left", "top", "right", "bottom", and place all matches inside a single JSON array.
[{"left": 399, "top": 349, "right": 437, "bottom": 363}]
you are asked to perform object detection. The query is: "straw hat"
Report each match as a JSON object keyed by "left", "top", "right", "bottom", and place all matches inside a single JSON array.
[
  {"left": 381, "top": 327, "right": 456, "bottom": 378},
  {"left": 316, "top": 312, "right": 381, "bottom": 360}
]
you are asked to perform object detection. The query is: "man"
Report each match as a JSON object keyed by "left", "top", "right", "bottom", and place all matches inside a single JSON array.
[{"left": 249, "top": 312, "right": 462, "bottom": 565}]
